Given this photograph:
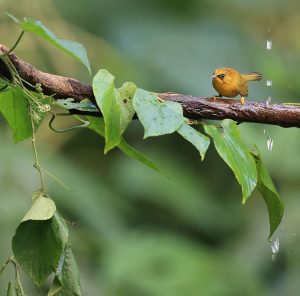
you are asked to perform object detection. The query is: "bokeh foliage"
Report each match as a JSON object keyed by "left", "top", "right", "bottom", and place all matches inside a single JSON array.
[{"left": 1, "top": 0, "right": 300, "bottom": 295}]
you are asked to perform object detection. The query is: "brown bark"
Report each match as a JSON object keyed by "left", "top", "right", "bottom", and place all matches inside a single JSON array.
[{"left": 1, "top": 43, "right": 300, "bottom": 128}]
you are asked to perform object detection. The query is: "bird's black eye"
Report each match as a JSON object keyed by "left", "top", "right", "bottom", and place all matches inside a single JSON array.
[{"left": 218, "top": 74, "right": 225, "bottom": 79}]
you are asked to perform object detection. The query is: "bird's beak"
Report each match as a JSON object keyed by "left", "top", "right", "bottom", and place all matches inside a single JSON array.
[{"left": 211, "top": 74, "right": 217, "bottom": 79}]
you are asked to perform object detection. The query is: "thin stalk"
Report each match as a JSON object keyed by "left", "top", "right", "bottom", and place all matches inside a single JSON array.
[
  {"left": 0, "top": 31, "right": 25, "bottom": 58},
  {"left": 14, "top": 261, "right": 25, "bottom": 296},
  {"left": 0, "top": 257, "right": 25, "bottom": 296},
  {"left": 30, "top": 106, "right": 46, "bottom": 191},
  {"left": 0, "top": 257, "right": 12, "bottom": 275}
]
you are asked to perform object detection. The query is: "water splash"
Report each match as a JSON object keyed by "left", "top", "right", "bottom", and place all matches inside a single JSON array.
[
  {"left": 266, "top": 39, "right": 272, "bottom": 50},
  {"left": 267, "top": 136, "right": 273, "bottom": 151},
  {"left": 271, "top": 237, "right": 280, "bottom": 261},
  {"left": 266, "top": 80, "right": 273, "bottom": 87}
]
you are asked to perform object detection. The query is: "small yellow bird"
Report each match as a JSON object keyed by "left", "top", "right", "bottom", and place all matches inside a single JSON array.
[{"left": 211, "top": 67, "right": 262, "bottom": 104}]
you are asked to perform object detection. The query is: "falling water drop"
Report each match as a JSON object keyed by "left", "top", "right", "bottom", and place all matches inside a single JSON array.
[
  {"left": 267, "top": 136, "right": 273, "bottom": 151},
  {"left": 271, "top": 237, "right": 280, "bottom": 261},
  {"left": 266, "top": 39, "right": 272, "bottom": 50},
  {"left": 264, "top": 10, "right": 274, "bottom": 156},
  {"left": 266, "top": 96, "right": 272, "bottom": 107}
]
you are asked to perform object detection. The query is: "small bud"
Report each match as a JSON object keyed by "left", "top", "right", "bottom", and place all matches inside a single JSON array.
[{"left": 38, "top": 104, "right": 51, "bottom": 112}]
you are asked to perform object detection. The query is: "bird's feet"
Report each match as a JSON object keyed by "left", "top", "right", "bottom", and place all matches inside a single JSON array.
[{"left": 212, "top": 95, "right": 222, "bottom": 101}]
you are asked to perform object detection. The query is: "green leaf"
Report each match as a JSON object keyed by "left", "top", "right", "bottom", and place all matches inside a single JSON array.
[
  {"left": 133, "top": 89, "right": 184, "bottom": 138},
  {"left": 177, "top": 123, "right": 210, "bottom": 160},
  {"left": 6, "top": 282, "right": 14, "bottom": 296},
  {"left": 204, "top": 119, "right": 257, "bottom": 203},
  {"left": 116, "top": 82, "right": 137, "bottom": 133},
  {"left": 93, "top": 69, "right": 121, "bottom": 153},
  {"left": 7, "top": 14, "right": 91, "bottom": 75},
  {"left": 117, "top": 138, "right": 162, "bottom": 174},
  {"left": 54, "top": 98, "right": 98, "bottom": 112},
  {"left": 87, "top": 116, "right": 161, "bottom": 173},
  {"left": 31, "top": 189, "right": 47, "bottom": 202},
  {"left": 48, "top": 246, "right": 81, "bottom": 296},
  {"left": 252, "top": 150, "right": 284, "bottom": 239},
  {"left": 12, "top": 213, "right": 69, "bottom": 287},
  {"left": 0, "top": 90, "right": 32, "bottom": 143},
  {"left": 48, "top": 278, "right": 62, "bottom": 296},
  {"left": 21, "top": 197, "right": 56, "bottom": 222}
]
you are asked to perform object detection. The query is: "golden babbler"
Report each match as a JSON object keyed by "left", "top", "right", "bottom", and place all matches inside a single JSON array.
[{"left": 211, "top": 67, "right": 262, "bottom": 104}]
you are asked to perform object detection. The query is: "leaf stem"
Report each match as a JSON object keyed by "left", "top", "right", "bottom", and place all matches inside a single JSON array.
[
  {"left": 0, "top": 257, "right": 12, "bottom": 275},
  {"left": 0, "top": 30, "right": 25, "bottom": 58},
  {"left": 30, "top": 106, "right": 46, "bottom": 191}
]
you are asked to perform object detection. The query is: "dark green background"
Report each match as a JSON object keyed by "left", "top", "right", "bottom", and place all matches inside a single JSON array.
[{"left": 0, "top": 0, "right": 299, "bottom": 295}]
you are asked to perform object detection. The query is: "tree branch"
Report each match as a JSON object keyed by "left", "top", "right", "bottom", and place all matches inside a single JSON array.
[{"left": 1, "top": 43, "right": 300, "bottom": 128}]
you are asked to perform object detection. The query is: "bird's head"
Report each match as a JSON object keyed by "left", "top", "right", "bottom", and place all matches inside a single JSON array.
[{"left": 211, "top": 67, "right": 238, "bottom": 85}]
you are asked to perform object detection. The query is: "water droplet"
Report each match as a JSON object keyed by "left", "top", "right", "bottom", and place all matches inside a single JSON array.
[
  {"left": 266, "top": 39, "right": 272, "bottom": 50},
  {"left": 267, "top": 136, "right": 273, "bottom": 151},
  {"left": 266, "top": 80, "right": 273, "bottom": 87},
  {"left": 271, "top": 237, "right": 280, "bottom": 261},
  {"left": 263, "top": 129, "right": 266, "bottom": 134},
  {"left": 266, "top": 96, "right": 272, "bottom": 107}
]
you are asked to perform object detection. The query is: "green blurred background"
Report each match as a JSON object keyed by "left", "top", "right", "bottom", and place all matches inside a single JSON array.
[{"left": 1, "top": 0, "right": 300, "bottom": 295}]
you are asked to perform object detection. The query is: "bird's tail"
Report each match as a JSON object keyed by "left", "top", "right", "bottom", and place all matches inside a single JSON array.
[{"left": 242, "top": 72, "right": 262, "bottom": 81}]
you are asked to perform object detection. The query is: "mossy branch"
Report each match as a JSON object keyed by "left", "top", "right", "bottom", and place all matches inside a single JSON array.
[{"left": 1, "top": 43, "right": 300, "bottom": 128}]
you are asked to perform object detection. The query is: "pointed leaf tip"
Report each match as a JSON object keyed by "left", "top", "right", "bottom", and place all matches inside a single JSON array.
[
  {"left": 177, "top": 123, "right": 210, "bottom": 160},
  {"left": 204, "top": 119, "right": 257, "bottom": 202},
  {"left": 251, "top": 149, "right": 284, "bottom": 239},
  {"left": 8, "top": 14, "right": 91, "bottom": 74},
  {"left": 87, "top": 117, "right": 163, "bottom": 175}
]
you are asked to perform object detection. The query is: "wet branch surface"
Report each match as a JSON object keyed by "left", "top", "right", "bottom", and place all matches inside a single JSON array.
[{"left": 1, "top": 43, "right": 300, "bottom": 128}]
